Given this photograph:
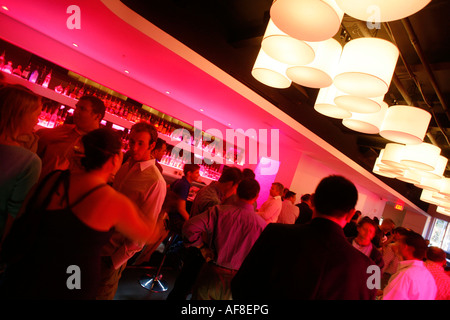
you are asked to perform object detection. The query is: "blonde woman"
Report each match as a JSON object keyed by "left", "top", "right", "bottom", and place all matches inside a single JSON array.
[{"left": 0, "top": 84, "right": 42, "bottom": 245}]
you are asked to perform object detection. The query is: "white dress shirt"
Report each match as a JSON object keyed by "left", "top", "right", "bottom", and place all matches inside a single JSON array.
[
  {"left": 383, "top": 260, "right": 437, "bottom": 300},
  {"left": 258, "top": 195, "right": 282, "bottom": 224},
  {"left": 277, "top": 199, "right": 300, "bottom": 224}
]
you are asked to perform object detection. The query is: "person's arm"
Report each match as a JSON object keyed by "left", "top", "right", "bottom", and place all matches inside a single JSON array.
[
  {"left": 176, "top": 199, "right": 190, "bottom": 221},
  {"left": 182, "top": 206, "right": 216, "bottom": 248},
  {"left": 257, "top": 200, "right": 279, "bottom": 223}
]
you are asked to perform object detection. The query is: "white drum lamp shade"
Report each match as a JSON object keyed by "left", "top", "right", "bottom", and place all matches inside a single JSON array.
[
  {"left": 314, "top": 85, "right": 352, "bottom": 119},
  {"left": 286, "top": 38, "right": 342, "bottom": 88},
  {"left": 335, "top": 0, "right": 432, "bottom": 23},
  {"left": 379, "top": 105, "right": 431, "bottom": 145},
  {"left": 400, "top": 142, "right": 441, "bottom": 171},
  {"left": 252, "top": 48, "right": 291, "bottom": 88},
  {"left": 437, "top": 206, "right": 450, "bottom": 216},
  {"left": 415, "top": 155, "right": 448, "bottom": 180},
  {"left": 270, "top": 0, "right": 344, "bottom": 42},
  {"left": 439, "top": 178, "right": 450, "bottom": 197},
  {"left": 415, "top": 177, "right": 445, "bottom": 193},
  {"left": 335, "top": 94, "right": 384, "bottom": 114},
  {"left": 262, "top": 19, "right": 315, "bottom": 66},
  {"left": 396, "top": 170, "right": 422, "bottom": 184},
  {"left": 420, "top": 189, "right": 442, "bottom": 206},
  {"left": 373, "top": 157, "right": 402, "bottom": 178},
  {"left": 334, "top": 38, "right": 399, "bottom": 97},
  {"left": 342, "top": 101, "right": 388, "bottom": 134},
  {"left": 380, "top": 143, "right": 407, "bottom": 169}
]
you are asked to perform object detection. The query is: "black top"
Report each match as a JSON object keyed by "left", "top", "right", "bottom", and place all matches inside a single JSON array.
[
  {"left": 231, "top": 218, "right": 376, "bottom": 300},
  {"left": 0, "top": 171, "right": 112, "bottom": 299}
]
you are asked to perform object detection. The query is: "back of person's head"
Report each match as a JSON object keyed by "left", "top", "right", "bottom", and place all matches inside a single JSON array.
[
  {"left": 79, "top": 95, "right": 106, "bottom": 120},
  {"left": 402, "top": 230, "right": 428, "bottom": 260},
  {"left": 313, "top": 175, "right": 358, "bottom": 217},
  {"left": 301, "top": 193, "right": 311, "bottom": 202},
  {"left": 154, "top": 137, "right": 167, "bottom": 151},
  {"left": 285, "top": 190, "right": 296, "bottom": 200},
  {"left": 131, "top": 121, "right": 158, "bottom": 145},
  {"left": 218, "top": 166, "right": 242, "bottom": 185},
  {"left": 393, "top": 226, "right": 409, "bottom": 236},
  {"left": 242, "top": 168, "right": 256, "bottom": 180},
  {"left": 183, "top": 163, "right": 200, "bottom": 176},
  {"left": 0, "top": 84, "right": 41, "bottom": 138},
  {"left": 351, "top": 210, "right": 362, "bottom": 221},
  {"left": 81, "top": 128, "right": 122, "bottom": 172},
  {"left": 237, "top": 179, "right": 260, "bottom": 201},
  {"left": 426, "top": 246, "right": 447, "bottom": 264}
]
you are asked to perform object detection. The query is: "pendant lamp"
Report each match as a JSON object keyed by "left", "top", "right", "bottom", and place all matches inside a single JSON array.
[
  {"left": 270, "top": 0, "right": 344, "bottom": 42},
  {"left": 334, "top": 37, "right": 399, "bottom": 97},
  {"left": 379, "top": 105, "right": 431, "bottom": 145},
  {"left": 335, "top": 94, "right": 384, "bottom": 114},
  {"left": 373, "top": 157, "right": 402, "bottom": 178},
  {"left": 314, "top": 85, "right": 352, "bottom": 119},
  {"left": 380, "top": 143, "right": 407, "bottom": 169},
  {"left": 415, "top": 177, "right": 445, "bottom": 193},
  {"left": 415, "top": 155, "right": 448, "bottom": 180},
  {"left": 396, "top": 169, "right": 422, "bottom": 184},
  {"left": 261, "top": 19, "right": 315, "bottom": 66},
  {"left": 335, "top": 0, "right": 432, "bottom": 23},
  {"left": 437, "top": 206, "right": 450, "bottom": 216},
  {"left": 252, "top": 48, "right": 291, "bottom": 89},
  {"left": 286, "top": 38, "right": 342, "bottom": 88},
  {"left": 342, "top": 101, "right": 388, "bottom": 134},
  {"left": 400, "top": 142, "right": 441, "bottom": 171}
]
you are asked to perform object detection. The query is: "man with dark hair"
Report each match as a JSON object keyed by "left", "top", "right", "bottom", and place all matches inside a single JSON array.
[
  {"left": 277, "top": 190, "right": 299, "bottom": 224},
  {"left": 382, "top": 230, "right": 437, "bottom": 300},
  {"left": 36, "top": 95, "right": 106, "bottom": 179},
  {"left": 97, "top": 121, "right": 166, "bottom": 299},
  {"left": 231, "top": 175, "right": 376, "bottom": 300},
  {"left": 167, "top": 166, "right": 242, "bottom": 300},
  {"left": 152, "top": 137, "right": 167, "bottom": 173},
  {"left": 295, "top": 193, "right": 313, "bottom": 224},
  {"left": 182, "top": 179, "right": 266, "bottom": 300},
  {"left": 425, "top": 246, "right": 450, "bottom": 300},
  {"left": 190, "top": 166, "right": 242, "bottom": 217}
]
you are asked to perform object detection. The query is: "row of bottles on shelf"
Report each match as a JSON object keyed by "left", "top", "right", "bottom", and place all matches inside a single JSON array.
[
  {"left": 37, "top": 103, "right": 71, "bottom": 129},
  {"left": 2, "top": 49, "right": 244, "bottom": 166}
]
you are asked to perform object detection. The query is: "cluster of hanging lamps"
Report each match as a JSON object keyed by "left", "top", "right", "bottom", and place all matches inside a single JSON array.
[{"left": 251, "top": 0, "right": 441, "bottom": 211}]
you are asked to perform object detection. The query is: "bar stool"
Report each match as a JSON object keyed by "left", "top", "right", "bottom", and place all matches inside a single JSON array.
[{"left": 139, "top": 231, "right": 176, "bottom": 292}]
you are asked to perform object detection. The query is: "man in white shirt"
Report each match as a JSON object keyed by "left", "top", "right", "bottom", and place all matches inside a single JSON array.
[
  {"left": 97, "top": 122, "right": 167, "bottom": 300},
  {"left": 257, "top": 182, "right": 284, "bottom": 224},
  {"left": 382, "top": 230, "right": 437, "bottom": 300},
  {"left": 277, "top": 190, "right": 299, "bottom": 224}
]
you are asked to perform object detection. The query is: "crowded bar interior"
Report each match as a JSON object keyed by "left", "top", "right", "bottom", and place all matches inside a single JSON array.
[{"left": 0, "top": 0, "right": 449, "bottom": 302}]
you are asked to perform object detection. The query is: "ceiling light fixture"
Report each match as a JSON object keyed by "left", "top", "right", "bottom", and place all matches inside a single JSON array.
[
  {"left": 335, "top": 0, "right": 432, "bottom": 23},
  {"left": 334, "top": 37, "right": 399, "bottom": 98},
  {"left": 379, "top": 105, "right": 431, "bottom": 145},
  {"left": 252, "top": 48, "right": 291, "bottom": 89},
  {"left": 261, "top": 19, "right": 315, "bottom": 66},
  {"left": 342, "top": 101, "right": 388, "bottom": 134},
  {"left": 313, "top": 85, "right": 352, "bottom": 119},
  {"left": 270, "top": 0, "right": 344, "bottom": 42},
  {"left": 286, "top": 38, "right": 342, "bottom": 88}
]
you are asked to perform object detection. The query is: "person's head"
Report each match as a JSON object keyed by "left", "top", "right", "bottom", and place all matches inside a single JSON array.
[
  {"left": 0, "top": 84, "right": 42, "bottom": 141},
  {"left": 242, "top": 168, "right": 256, "bottom": 180},
  {"left": 356, "top": 216, "right": 377, "bottom": 245},
  {"left": 183, "top": 163, "right": 200, "bottom": 183},
  {"left": 392, "top": 227, "right": 409, "bottom": 241},
  {"left": 270, "top": 182, "right": 284, "bottom": 197},
  {"left": 426, "top": 246, "right": 447, "bottom": 267},
  {"left": 396, "top": 230, "right": 428, "bottom": 261},
  {"left": 352, "top": 210, "right": 362, "bottom": 221},
  {"left": 301, "top": 193, "right": 312, "bottom": 206},
  {"left": 152, "top": 138, "right": 167, "bottom": 161},
  {"left": 237, "top": 179, "right": 260, "bottom": 204},
  {"left": 73, "top": 95, "right": 105, "bottom": 133},
  {"left": 218, "top": 167, "right": 243, "bottom": 198},
  {"left": 284, "top": 190, "right": 297, "bottom": 204},
  {"left": 313, "top": 175, "right": 358, "bottom": 221},
  {"left": 380, "top": 218, "right": 396, "bottom": 234},
  {"left": 128, "top": 122, "right": 158, "bottom": 162},
  {"left": 80, "top": 128, "right": 123, "bottom": 173}
]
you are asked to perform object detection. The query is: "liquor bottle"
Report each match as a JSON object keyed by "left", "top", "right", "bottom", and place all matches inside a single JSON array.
[
  {"left": 63, "top": 83, "right": 71, "bottom": 96},
  {"left": 77, "top": 85, "right": 85, "bottom": 98},
  {"left": 0, "top": 51, "right": 4, "bottom": 70},
  {"left": 42, "top": 69, "right": 52, "bottom": 88},
  {"left": 28, "top": 67, "right": 39, "bottom": 83},
  {"left": 2, "top": 61, "right": 13, "bottom": 74},
  {"left": 36, "top": 66, "right": 46, "bottom": 85},
  {"left": 21, "top": 64, "right": 31, "bottom": 79}
]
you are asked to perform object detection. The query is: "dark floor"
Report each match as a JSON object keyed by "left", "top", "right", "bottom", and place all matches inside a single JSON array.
[{"left": 113, "top": 241, "right": 186, "bottom": 300}]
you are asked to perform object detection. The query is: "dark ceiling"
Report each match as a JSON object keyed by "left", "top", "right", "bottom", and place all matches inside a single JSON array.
[{"left": 120, "top": 0, "right": 450, "bottom": 211}]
